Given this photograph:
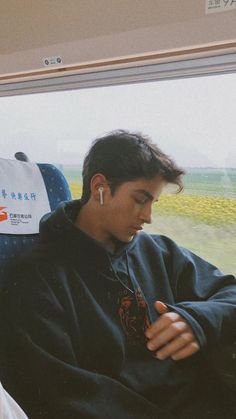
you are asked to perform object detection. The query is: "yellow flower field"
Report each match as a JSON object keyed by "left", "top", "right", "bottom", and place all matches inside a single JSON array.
[
  {"left": 70, "top": 182, "right": 83, "bottom": 198},
  {"left": 70, "top": 182, "right": 236, "bottom": 226},
  {"left": 156, "top": 194, "right": 236, "bottom": 226}
]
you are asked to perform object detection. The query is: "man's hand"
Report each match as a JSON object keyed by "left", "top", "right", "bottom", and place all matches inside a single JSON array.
[{"left": 145, "top": 301, "right": 200, "bottom": 361}]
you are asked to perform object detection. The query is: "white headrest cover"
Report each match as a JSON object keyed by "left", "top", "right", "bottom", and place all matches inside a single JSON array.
[{"left": 0, "top": 158, "right": 51, "bottom": 234}]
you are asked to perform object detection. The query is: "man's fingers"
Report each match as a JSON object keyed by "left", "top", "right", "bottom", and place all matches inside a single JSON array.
[
  {"left": 170, "top": 341, "right": 200, "bottom": 361},
  {"left": 146, "top": 311, "right": 181, "bottom": 339},
  {"left": 146, "top": 320, "right": 189, "bottom": 351},
  {"left": 146, "top": 301, "right": 200, "bottom": 361},
  {"left": 154, "top": 332, "right": 197, "bottom": 360}
]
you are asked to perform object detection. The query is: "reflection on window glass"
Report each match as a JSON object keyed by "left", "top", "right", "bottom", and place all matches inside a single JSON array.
[{"left": 0, "top": 73, "right": 235, "bottom": 273}]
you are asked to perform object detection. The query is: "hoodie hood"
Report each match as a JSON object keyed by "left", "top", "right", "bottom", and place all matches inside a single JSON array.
[
  {"left": 38, "top": 200, "right": 142, "bottom": 296},
  {"left": 39, "top": 200, "right": 138, "bottom": 263}
]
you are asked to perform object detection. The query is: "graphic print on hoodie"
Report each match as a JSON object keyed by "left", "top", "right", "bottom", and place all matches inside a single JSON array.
[{"left": 110, "top": 255, "right": 151, "bottom": 347}]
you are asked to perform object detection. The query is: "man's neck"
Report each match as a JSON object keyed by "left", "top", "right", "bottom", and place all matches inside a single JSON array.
[{"left": 75, "top": 202, "right": 116, "bottom": 252}]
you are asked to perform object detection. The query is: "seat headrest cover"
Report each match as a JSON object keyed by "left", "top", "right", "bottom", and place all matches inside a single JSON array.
[{"left": 0, "top": 158, "right": 51, "bottom": 234}]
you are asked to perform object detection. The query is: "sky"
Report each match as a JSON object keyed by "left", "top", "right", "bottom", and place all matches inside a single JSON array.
[{"left": 0, "top": 72, "right": 235, "bottom": 168}]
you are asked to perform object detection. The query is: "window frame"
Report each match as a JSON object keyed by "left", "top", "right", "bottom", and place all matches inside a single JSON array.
[{"left": 0, "top": 50, "right": 236, "bottom": 97}]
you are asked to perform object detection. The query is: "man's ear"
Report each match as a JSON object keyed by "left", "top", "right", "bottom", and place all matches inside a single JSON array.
[{"left": 90, "top": 174, "right": 109, "bottom": 204}]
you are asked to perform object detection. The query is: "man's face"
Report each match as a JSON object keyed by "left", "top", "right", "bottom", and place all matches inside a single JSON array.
[{"left": 99, "top": 175, "right": 166, "bottom": 249}]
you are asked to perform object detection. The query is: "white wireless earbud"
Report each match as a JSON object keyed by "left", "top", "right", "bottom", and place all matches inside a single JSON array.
[{"left": 98, "top": 186, "right": 104, "bottom": 205}]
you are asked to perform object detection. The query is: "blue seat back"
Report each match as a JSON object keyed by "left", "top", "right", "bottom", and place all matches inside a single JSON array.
[{"left": 0, "top": 162, "right": 72, "bottom": 281}]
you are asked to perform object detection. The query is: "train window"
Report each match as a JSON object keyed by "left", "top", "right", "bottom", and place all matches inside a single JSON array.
[{"left": 0, "top": 73, "right": 235, "bottom": 273}]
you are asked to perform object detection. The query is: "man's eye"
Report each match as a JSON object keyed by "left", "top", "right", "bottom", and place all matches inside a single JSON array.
[{"left": 134, "top": 197, "right": 148, "bottom": 205}]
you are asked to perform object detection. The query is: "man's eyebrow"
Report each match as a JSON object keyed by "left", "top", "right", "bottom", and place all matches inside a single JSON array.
[{"left": 133, "top": 189, "right": 158, "bottom": 202}]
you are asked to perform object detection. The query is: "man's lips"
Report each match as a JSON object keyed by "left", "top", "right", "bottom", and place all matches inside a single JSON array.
[{"left": 130, "top": 225, "right": 143, "bottom": 232}]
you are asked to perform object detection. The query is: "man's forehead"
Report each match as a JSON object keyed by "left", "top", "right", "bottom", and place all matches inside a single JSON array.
[{"left": 128, "top": 175, "right": 165, "bottom": 186}]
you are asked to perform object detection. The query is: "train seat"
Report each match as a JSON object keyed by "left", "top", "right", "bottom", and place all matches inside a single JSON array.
[
  {"left": 0, "top": 154, "right": 72, "bottom": 417},
  {"left": 0, "top": 156, "right": 72, "bottom": 283}
]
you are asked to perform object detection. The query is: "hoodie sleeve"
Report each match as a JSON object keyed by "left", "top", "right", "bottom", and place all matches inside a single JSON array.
[
  {"left": 166, "top": 247, "right": 236, "bottom": 348},
  {"left": 0, "top": 260, "right": 174, "bottom": 419}
]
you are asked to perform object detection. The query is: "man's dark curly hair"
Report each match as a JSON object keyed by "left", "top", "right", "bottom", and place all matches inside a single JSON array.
[{"left": 81, "top": 130, "right": 185, "bottom": 204}]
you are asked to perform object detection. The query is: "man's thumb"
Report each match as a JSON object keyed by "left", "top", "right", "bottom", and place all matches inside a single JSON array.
[{"left": 154, "top": 300, "right": 168, "bottom": 314}]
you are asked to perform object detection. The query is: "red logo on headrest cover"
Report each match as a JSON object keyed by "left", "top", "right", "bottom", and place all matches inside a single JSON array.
[{"left": 0, "top": 206, "right": 8, "bottom": 222}]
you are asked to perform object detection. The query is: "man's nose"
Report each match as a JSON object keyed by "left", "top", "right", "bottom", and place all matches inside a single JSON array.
[{"left": 140, "top": 205, "right": 152, "bottom": 224}]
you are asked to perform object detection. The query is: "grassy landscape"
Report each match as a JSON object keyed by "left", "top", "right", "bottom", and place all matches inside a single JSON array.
[
  {"left": 183, "top": 168, "right": 236, "bottom": 198},
  {"left": 62, "top": 167, "right": 236, "bottom": 274}
]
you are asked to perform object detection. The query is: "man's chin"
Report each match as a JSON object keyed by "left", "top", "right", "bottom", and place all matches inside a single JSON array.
[
  {"left": 115, "top": 234, "right": 134, "bottom": 244},
  {"left": 124, "top": 233, "right": 136, "bottom": 242},
  {"left": 113, "top": 231, "right": 138, "bottom": 245}
]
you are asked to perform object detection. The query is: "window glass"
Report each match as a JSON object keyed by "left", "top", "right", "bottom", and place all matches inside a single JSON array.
[{"left": 0, "top": 73, "right": 235, "bottom": 273}]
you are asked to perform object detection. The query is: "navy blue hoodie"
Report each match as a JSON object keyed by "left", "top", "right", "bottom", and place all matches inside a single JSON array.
[{"left": 1, "top": 200, "right": 236, "bottom": 419}]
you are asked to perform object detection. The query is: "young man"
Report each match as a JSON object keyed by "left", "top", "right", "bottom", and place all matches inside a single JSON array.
[{"left": 0, "top": 130, "right": 236, "bottom": 419}]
